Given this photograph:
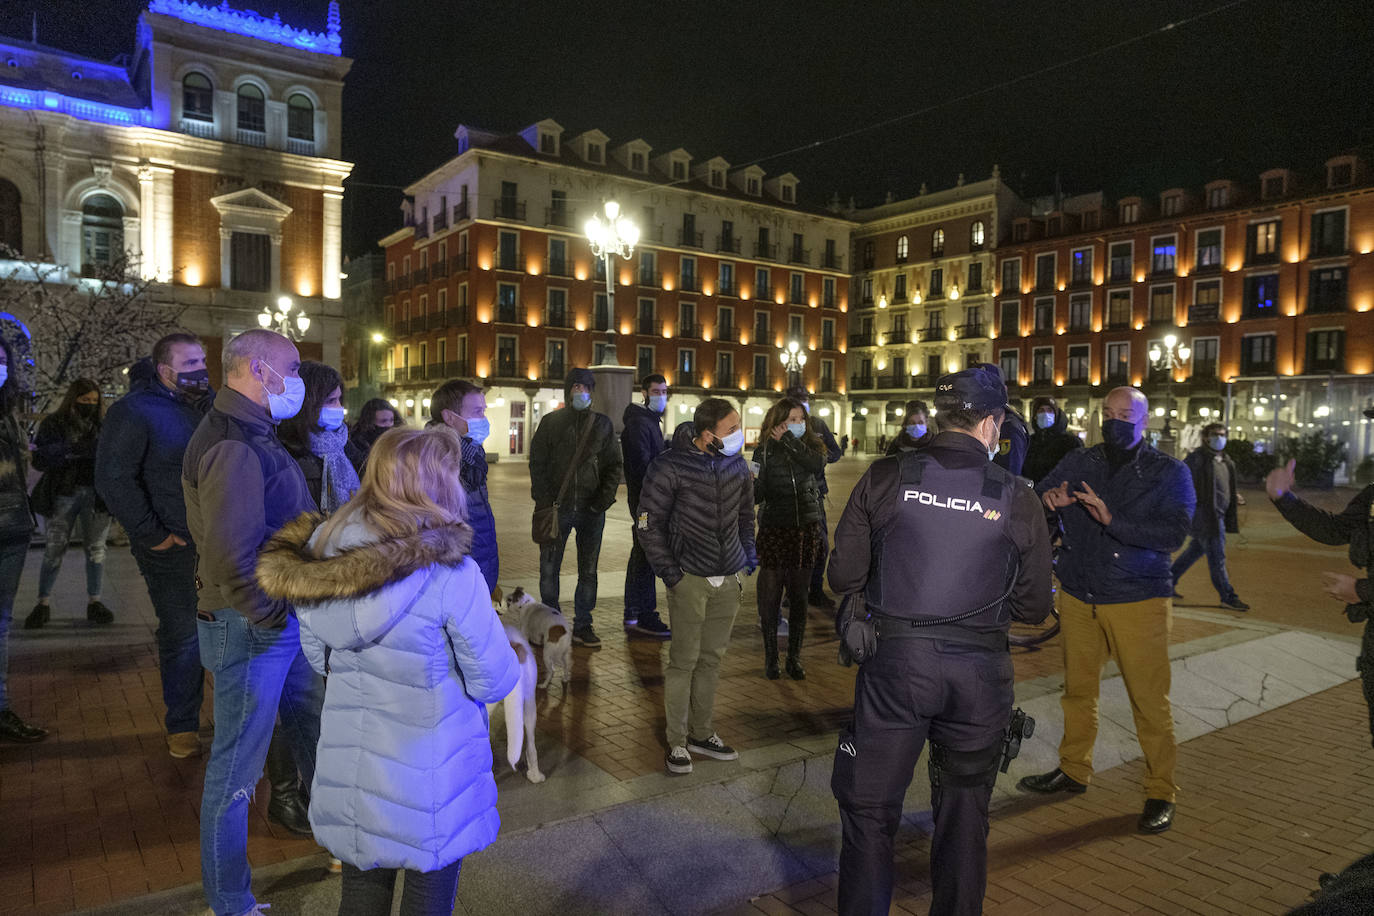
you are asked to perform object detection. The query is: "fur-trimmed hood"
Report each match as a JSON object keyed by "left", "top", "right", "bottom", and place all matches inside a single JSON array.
[{"left": 256, "top": 512, "right": 474, "bottom": 651}]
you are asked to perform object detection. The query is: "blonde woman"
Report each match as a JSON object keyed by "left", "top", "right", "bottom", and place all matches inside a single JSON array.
[{"left": 257, "top": 426, "right": 518, "bottom": 916}]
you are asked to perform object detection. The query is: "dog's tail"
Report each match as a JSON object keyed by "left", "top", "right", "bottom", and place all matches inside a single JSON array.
[{"left": 503, "top": 641, "right": 527, "bottom": 768}]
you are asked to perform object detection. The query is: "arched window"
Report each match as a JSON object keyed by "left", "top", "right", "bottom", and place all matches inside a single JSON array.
[
  {"left": 183, "top": 72, "right": 213, "bottom": 121},
  {"left": 931, "top": 228, "right": 945, "bottom": 257},
  {"left": 970, "top": 220, "right": 985, "bottom": 249},
  {"left": 0, "top": 179, "right": 20, "bottom": 254},
  {"left": 81, "top": 193, "right": 124, "bottom": 274},
  {"left": 287, "top": 93, "right": 314, "bottom": 141},
  {"left": 895, "top": 235, "right": 908, "bottom": 261},
  {"left": 236, "top": 84, "right": 265, "bottom": 133}
]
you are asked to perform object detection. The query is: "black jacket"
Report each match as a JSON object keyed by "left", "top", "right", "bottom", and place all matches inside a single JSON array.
[
  {"left": 529, "top": 406, "right": 622, "bottom": 512},
  {"left": 884, "top": 429, "right": 933, "bottom": 456},
  {"left": 1274, "top": 485, "right": 1373, "bottom": 621},
  {"left": 1023, "top": 404, "right": 1082, "bottom": 484},
  {"left": 34, "top": 410, "right": 100, "bottom": 497},
  {"left": 992, "top": 405, "right": 1029, "bottom": 477},
  {"left": 752, "top": 433, "right": 823, "bottom": 529},
  {"left": 96, "top": 379, "right": 209, "bottom": 547},
  {"left": 621, "top": 401, "right": 667, "bottom": 515},
  {"left": 811, "top": 415, "right": 843, "bottom": 496},
  {"left": 638, "top": 437, "right": 757, "bottom": 587},
  {"left": 0, "top": 411, "right": 32, "bottom": 545},
  {"left": 1183, "top": 446, "right": 1239, "bottom": 539}
]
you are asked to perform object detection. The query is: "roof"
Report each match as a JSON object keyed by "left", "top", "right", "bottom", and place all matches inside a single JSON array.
[{"left": 0, "top": 39, "right": 146, "bottom": 110}]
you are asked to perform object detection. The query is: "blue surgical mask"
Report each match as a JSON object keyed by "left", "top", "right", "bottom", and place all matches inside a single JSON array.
[
  {"left": 571, "top": 391, "right": 591, "bottom": 410},
  {"left": 1035, "top": 411, "right": 1056, "bottom": 430},
  {"left": 317, "top": 406, "right": 346, "bottom": 430},
  {"left": 0, "top": 365, "right": 8, "bottom": 387},
  {"left": 786, "top": 422, "right": 806, "bottom": 439},
  {"left": 907, "top": 423, "right": 926, "bottom": 439},
  {"left": 465, "top": 416, "right": 491, "bottom": 444},
  {"left": 716, "top": 429, "right": 745, "bottom": 457},
  {"left": 260, "top": 362, "right": 305, "bottom": 421},
  {"left": 1208, "top": 436, "right": 1227, "bottom": 452},
  {"left": 648, "top": 394, "right": 668, "bottom": 414}
]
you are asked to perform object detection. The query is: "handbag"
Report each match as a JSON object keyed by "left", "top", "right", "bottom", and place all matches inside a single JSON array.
[{"left": 531, "top": 417, "right": 598, "bottom": 545}]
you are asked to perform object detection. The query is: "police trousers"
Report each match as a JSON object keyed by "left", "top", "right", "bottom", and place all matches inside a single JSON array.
[{"left": 832, "top": 637, "right": 1012, "bottom": 916}]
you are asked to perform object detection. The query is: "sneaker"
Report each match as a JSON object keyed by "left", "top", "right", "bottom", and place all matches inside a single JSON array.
[
  {"left": 86, "top": 601, "right": 114, "bottom": 625},
  {"left": 629, "top": 616, "right": 671, "bottom": 638},
  {"left": 687, "top": 732, "right": 739, "bottom": 761},
  {"left": 0, "top": 708, "right": 48, "bottom": 743},
  {"left": 23, "top": 603, "right": 48, "bottom": 630},
  {"left": 167, "top": 731, "right": 201, "bottom": 759},
  {"left": 623, "top": 617, "right": 638, "bottom": 628},
  {"left": 1221, "top": 596, "right": 1251, "bottom": 612},
  {"left": 572, "top": 626, "right": 602, "bottom": 648},
  {"left": 666, "top": 745, "right": 692, "bottom": 775}
]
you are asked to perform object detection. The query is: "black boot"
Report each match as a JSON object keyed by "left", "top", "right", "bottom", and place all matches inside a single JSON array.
[
  {"left": 785, "top": 615, "right": 807, "bottom": 680},
  {"left": 763, "top": 628, "right": 781, "bottom": 679},
  {"left": 265, "top": 732, "right": 312, "bottom": 837},
  {"left": 758, "top": 569, "right": 783, "bottom": 679}
]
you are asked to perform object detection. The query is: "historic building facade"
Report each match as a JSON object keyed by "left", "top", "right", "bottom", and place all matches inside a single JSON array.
[
  {"left": 0, "top": 0, "right": 352, "bottom": 379},
  {"left": 378, "top": 118, "right": 853, "bottom": 456}
]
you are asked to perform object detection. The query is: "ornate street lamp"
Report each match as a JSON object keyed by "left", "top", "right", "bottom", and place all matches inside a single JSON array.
[
  {"left": 258, "top": 295, "right": 310, "bottom": 340},
  {"left": 584, "top": 201, "right": 639, "bottom": 365},
  {"left": 779, "top": 339, "right": 807, "bottom": 388},
  {"left": 1148, "top": 333, "right": 1190, "bottom": 437}
]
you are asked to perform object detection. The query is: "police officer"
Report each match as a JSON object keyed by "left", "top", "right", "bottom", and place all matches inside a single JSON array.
[{"left": 828, "top": 364, "right": 1052, "bottom": 916}]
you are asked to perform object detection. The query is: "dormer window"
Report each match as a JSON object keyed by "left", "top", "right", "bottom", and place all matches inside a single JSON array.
[
  {"left": 1119, "top": 201, "right": 1139, "bottom": 224},
  {"left": 1263, "top": 175, "right": 1286, "bottom": 199},
  {"left": 1329, "top": 161, "right": 1353, "bottom": 188},
  {"left": 540, "top": 133, "right": 556, "bottom": 154},
  {"left": 630, "top": 151, "right": 645, "bottom": 171},
  {"left": 747, "top": 177, "right": 760, "bottom": 196},
  {"left": 1207, "top": 185, "right": 1229, "bottom": 209},
  {"left": 1162, "top": 194, "right": 1182, "bottom": 216},
  {"left": 587, "top": 143, "right": 603, "bottom": 164},
  {"left": 710, "top": 170, "right": 724, "bottom": 189},
  {"left": 672, "top": 161, "right": 686, "bottom": 181},
  {"left": 781, "top": 184, "right": 794, "bottom": 203}
]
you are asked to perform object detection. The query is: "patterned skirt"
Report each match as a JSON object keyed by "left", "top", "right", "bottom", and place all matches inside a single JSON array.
[{"left": 756, "top": 522, "right": 822, "bottom": 570}]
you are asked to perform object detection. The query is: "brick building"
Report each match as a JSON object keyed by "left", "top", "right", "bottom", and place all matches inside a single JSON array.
[
  {"left": 378, "top": 118, "right": 854, "bottom": 455},
  {"left": 0, "top": 0, "right": 352, "bottom": 379}
]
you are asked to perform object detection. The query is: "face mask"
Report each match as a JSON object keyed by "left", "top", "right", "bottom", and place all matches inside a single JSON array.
[
  {"left": 1208, "top": 436, "right": 1227, "bottom": 452},
  {"left": 76, "top": 402, "right": 99, "bottom": 419},
  {"left": 171, "top": 368, "right": 211, "bottom": 403},
  {"left": 715, "top": 428, "right": 745, "bottom": 457},
  {"left": 987, "top": 423, "right": 1002, "bottom": 461},
  {"left": 647, "top": 394, "right": 668, "bottom": 414},
  {"left": 786, "top": 422, "right": 806, "bottom": 439},
  {"left": 1035, "top": 411, "right": 1056, "bottom": 430},
  {"left": 317, "top": 406, "right": 346, "bottom": 430},
  {"left": 464, "top": 416, "right": 491, "bottom": 444},
  {"left": 260, "top": 361, "right": 305, "bottom": 421},
  {"left": 1101, "top": 418, "right": 1138, "bottom": 450},
  {"left": 907, "top": 423, "right": 926, "bottom": 439},
  {"left": 571, "top": 391, "right": 591, "bottom": 410},
  {"left": 0, "top": 365, "right": 7, "bottom": 387}
]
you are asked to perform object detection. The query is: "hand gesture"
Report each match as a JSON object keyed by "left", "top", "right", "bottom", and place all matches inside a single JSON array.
[
  {"left": 1042, "top": 481, "right": 1073, "bottom": 512},
  {"left": 1074, "top": 481, "right": 1113, "bottom": 526},
  {"left": 1322, "top": 572, "right": 1361, "bottom": 605},
  {"left": 769, "top": 423, "right": 787, "bottom": 441},
  {"left": 1266, "top": 459, "right": 1296, "bottom": 500}
]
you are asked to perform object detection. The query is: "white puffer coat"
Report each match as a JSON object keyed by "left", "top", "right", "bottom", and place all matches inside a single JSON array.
[{"left": 257, "top": 513, "right": 519, "bottom": 871}]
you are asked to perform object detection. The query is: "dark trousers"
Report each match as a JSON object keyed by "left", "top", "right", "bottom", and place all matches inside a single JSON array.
[
  {"left": 538, "top": 506, "right": 605, "bottom": 629},
  {"left": 832, "top": 638, "right": 1012, "bottom": 916},
  {"left": 809, "top": 497, "right": 830, "bottom": 595},
  {"left": 1170, "top": 529, "right": 1237, "bottom": 602},
  {"left": 131, "top": 541, "right": 204, "bottom": 735},
  {"left": 623, "top": 524, "right": 662, "bottom": 625},
  {"left": 339, "top": 860, "right": 462, "bottom": 916}
]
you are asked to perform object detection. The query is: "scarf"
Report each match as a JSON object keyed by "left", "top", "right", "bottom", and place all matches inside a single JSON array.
[{"left": 308, "top": 424, "right": 361, "bottom": 513}]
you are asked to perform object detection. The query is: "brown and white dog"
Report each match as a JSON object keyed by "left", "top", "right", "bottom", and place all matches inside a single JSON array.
[
  {"left": 502, "top": 587, "right": 573, "bottom": 690},
  {"left": 488, "top": 619, "right": 544, "bottom": 784}
]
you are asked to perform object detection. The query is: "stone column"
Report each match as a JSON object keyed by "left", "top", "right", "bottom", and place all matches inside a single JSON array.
[
  {"left": 321, "top": 189, "right": 343, "bottom": 299},
  {"left": 591, "top": 364, "right": 635, "bottom": 436},
  {"left": 138, "top": 166, "right": 156, "bottom": 280},
  {"left": 219, "top": 227, "right": 232, "bottom": 289},
  {"left": 153, "top": 167, "right": 174, "bottom": 282},
  {"left": 269, "top": 231, "right": 283, "bottom": 294}
]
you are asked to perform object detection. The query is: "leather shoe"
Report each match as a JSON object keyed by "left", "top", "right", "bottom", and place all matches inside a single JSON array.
[
  {"left": 1138, "top": 798, "right": 1175, "bottom": 834},
  {"left": 268, "top": 791, "right": 313, "bottom": 837},
  {"left": 1017, "top": 768, "right": 1088, "bottom": 795}
]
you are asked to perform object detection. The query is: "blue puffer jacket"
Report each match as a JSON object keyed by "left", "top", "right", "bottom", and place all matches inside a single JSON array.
[
  {"left": 1035, "top": 442, "right": 1195, "bottom": 604},
  {"left": 256, "top": 513, "right": 519, "bottom": 872}
]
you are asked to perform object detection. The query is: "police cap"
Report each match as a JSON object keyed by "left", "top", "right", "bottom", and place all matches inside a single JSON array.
[{"left": 934, "top": 363, "right": 1008, "bottom": 411}]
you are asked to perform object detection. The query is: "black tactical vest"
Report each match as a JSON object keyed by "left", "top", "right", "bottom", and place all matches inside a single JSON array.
[{"left": 866, "top": 452, "right": 1019, "bottom": 630}]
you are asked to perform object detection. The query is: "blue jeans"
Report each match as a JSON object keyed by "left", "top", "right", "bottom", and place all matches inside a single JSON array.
[
  {"left": 38, "top": 486, "right": 111, "bottom": 599},
  {"left": 623, "top": 525, "right": 661, "bottom": 625},
  {"left": 0, "top": 538, "right": 28, "bottom": 711},
  {"left": 538, "top": 506, "right": 605, "bottom": 629},
  {"left": 1171, "top": 531, "right": 1237, "bottom": 602},
  {"left": 339, "top": 860, "right": 462, "bottom": 916},
  {"left": 197, "top": 609, "right": 324, "bottom": 916},
  {"left": 132, "top": 541, "right": 204, "bottom": 734}
]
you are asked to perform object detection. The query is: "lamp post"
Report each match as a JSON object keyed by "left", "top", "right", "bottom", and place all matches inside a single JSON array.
[
  {"left": 584, "top": 201, "right": 639, "bottom": 365},
  {"left": 1148, "top": 333, "right": 1191, "bottom": 437},
  {"left": 779, "top": 339, "right": 807, "bottom": 388},
  {"left": 258, "top": 295, "right": 310, "bottom": 340}
]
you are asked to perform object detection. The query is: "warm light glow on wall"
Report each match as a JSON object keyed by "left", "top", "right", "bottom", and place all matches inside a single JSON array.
[
  {"left": 621, "top": 274, "right": 632, "bottom": 286},
  {"left": 1357, "top": 301, "right": 1371, "bottom": 313},
  {"left": 839, "top": 303, "right": 848, "bottom": 314},
  {"left": 477, "top": 364, "right": 489, "bottom": 379},
  {"left": 947, "top": 330, "right": 957, "bottom": 342},
  {"left": 1058, "top": 284, "right": 1065, "bottom": 292},
  {"left": 838, "top": 345, "right": 846, "bottom": 354},
  {"left": 702, "top": 375, "right": 712, "bottom": 388},
  {"left": 184, "top": 265, "right": 202, "bottom": 286},
  {"left": 1132, "top": 376, "right": 1142, "bottom": 386},
  {"left": 662, "top": 326, "right": 672, "bottom": 338},
  {"left": 297, "top": 281, "right": 313, "bottom": 297},
  {"left": 740, "top": 333, "right": 750, "bottom": 345},
  {"left": 703, "top": 332, "right": 713, "bottom": 342},
  {"left": 1093, "top": 323, "right": 1102, "bottom": 332},
  {"left": 877, "top": 359, "right": 887, "bottom": 371},
  {"left": 527, "top": 315, "right": 540, "bottom": 327},
  {"left": 664, "top": 279, "right": 674, "bottom": 291},
  {"left": 1228, "top": 262, "right": 1241, "bottom": 272},
  {"left": 1135, "top": 273, "right": 1145, "bottom": 283},
  {"left": 774, "top": 382, "right": 783, "bottom": 392},
  {"left": 478, "top": 310, "right": 491, "bottom": 323},
  {"left": 1091, "top": 375, "right": 1101, "bottom": 385},
  {"left": 1055, "top": 377, "right": 1064, "bottom": 386},
  {"left": 1057, "top": 327, "right": 1065, "bottom": 335},
  {"left": 703, "top": 285, "right": 713, "bottom": 296},
  {"left": 741, "top": 288, "right": 751, "bottom": 300},
  {"left": 575, "top": 319, "right": 586, "bottom": 331},
  {"left": 1022, "top": 286, "right": 1031, "bottom": 295},
  {"left": 1349, "top": 357, "right": 1372, "bottom": 374},
  {"left": 479, "top": 257, "right": 492, "bottom": 270},
  {"left": 527, "top": 262, "right": 541, "bottom": 276},
  {"left": 528, "top": 369, "right": 538, "bottom": 381},
  {"left": 1134, "top": 323, "right": 1144, "bottom": 330},
  {"left": 575, "top": 267, "right": 587, "bottom": 281},
  {"left": 621, "top": 322, "right": 632, "bottom": 335}
]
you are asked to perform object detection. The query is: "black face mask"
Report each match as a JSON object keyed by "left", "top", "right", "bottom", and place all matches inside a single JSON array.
[
  {"left": 1101, "top": 418, "right": 1139, "bottom": 450},
  {"left": 76, "top": 403, "right": 99, "bottom": 420},
  {"left": 169, "top": 368, "right": 211, "bottom": 403}
]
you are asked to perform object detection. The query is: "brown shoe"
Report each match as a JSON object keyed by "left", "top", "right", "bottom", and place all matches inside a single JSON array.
[{"left": 167, "top": 731, "right": 202, "bottom": 759}]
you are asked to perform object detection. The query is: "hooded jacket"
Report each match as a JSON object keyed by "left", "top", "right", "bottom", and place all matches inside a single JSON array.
[
  {"left": 256, "top": 513, "right": 519, "bottom": 872},
  {"left": 752, "top": 433, "right": 824, "bottom": 529},
  {"left": 1183, "top": 445, "right": 1239, "bottom": 538},
  {"left": 1023, "top": 399, "right": 1083, "bottom": 485},
  {"left": 621, "top": 400, "right": 667, "bottom": 515}
]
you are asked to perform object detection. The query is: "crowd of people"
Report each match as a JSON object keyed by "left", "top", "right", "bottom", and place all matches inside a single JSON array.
[{"left": 0, "top": 319, "right": 1368, "bottom": 915}]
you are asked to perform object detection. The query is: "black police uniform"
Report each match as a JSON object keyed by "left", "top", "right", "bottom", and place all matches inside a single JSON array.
[{"left": 827, "top": 367, "right": 1053, "bottom": 916}]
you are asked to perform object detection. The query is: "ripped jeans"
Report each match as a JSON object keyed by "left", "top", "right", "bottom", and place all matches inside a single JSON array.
[{"left": 197, "top": 608, "right": 323, "bottom": 916}]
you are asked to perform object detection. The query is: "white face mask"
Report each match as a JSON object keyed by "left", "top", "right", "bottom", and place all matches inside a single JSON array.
[
  {"left": 907, "top": 423, "right": 926, "bottom": 439},
  {"left": 647, "top": 394, "right": 668, "bottom": 414},
  {"left": 464, "top": 416, "right": 491, "bottom": 444},
  {"left": 260, "top": 361, "right": 305, "bottom": 421},
  {"left": 317, "top": 406, "right": 346, "bottom": 430},
  {"left": 716, "top": 428, "right": 745, "bottom": 457},
  {"left": 786, "top": 422, "right": 807, "bottom": 439}
]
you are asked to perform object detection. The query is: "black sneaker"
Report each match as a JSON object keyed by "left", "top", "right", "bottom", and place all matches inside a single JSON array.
[
  {"left": 86, "top": 601, "right": 114, "bottom": 625},
  {"left": 666, "top": 746, "right": 692, "bottom": 775},
  {"left": 687, "top": 733, "right": 739, "bottom": 761},
  {"left": 1221, "top": 596, "right": 1250, "bottom": 612},
  {"left": 629, "top": 616, "right": 671, "bottom": 638},
  {"left": 0, "top": 708, "right": 48, "bottom": 743},
  {"left": 23, "top": 603, "right": 49, "bottom": 630},
  {"left": 572, "top": 626, "right": 602, "bottom": 648}
]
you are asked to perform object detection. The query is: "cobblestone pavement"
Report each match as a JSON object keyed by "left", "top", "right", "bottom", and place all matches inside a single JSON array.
[{"left": 0, "top": 454, "right": 1369, "bottom": 914}]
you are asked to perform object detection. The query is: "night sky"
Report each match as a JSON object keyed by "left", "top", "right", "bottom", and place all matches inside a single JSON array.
[{"left": 6, "top": 0, "right": 1372, "bottom": 258}]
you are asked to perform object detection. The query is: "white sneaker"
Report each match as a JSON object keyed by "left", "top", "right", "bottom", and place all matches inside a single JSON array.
[{"left": 666, "top": 745, "right": 692, "bottom": 775}]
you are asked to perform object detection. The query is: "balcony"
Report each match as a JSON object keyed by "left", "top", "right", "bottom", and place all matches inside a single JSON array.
[
  {"left": 1067, "top": 320, "right": 1092, "bottom": 334},
  {"left": 180, "top": 117, "right": 216, "bottom": 139},
  {"left": 717, "top": 323, "right": 736, "bottom": 342},
  {"left": 450, "top": 252, "right": 470, "bottom": 273},
  {"left": 1245, "top": 250, "right": 1280, "bottom": 267},
  {"left": 716, "top": 279, "right": 737, "bottom": 297},
  {"left": 413, "top": 220, "right": 430, "bottom": 240},
  {"left": 449, "top": 305, "right": 470, "bottom": 327},
  {"left": 821, "top": 336, "right": 836, "bottom": 351},
  {"left": 925, "top": 288, "right": 945, "bottom": 301},
  {"left": 541, "top": 361, "right": 567, "bottom": 381},
  {"left": 751, "top": 374, "right": 771, "bottom": 390},
  {"left": 1104, "top": 317, "right": 1133, "bottom": 330},
  {"left": 678, "top": 323, "right": 704, "bottom": 340},
  {"left": 882, "top": 330, "right": 910, "bottom": 345},
  {"left": 396, "top": 274, "right": 411, "bottom": 291},
  {"left": 432, "top": 210, "right": 449, "bottom": 232},
  {"left": 432, "top": 260, "right": 449, "bottom": 279},
  {"left": 755, "top": 242, "right": 779, "bottom": 260},
  {"left": 715, "top": 235, "right": 741, "bottom": 254},
  {"left": 823, "top": 294, "right": 838, "bottom": 309},
  {"left": 412, "top": 266, "right": 429, "bottom": 286},
  {"left": 922, "top": 325, "right": 947, "bottom": 340},
  {"left": 788, "top": 290, "right": 807, "bottom": 306},
  {"left": 496, "top": 255, "right": 520, "bottom": 272},
  {"left": 492, "top": 360, "right": 529, "bottom": 380},
  {"left": 544, "top": 311, "right": 574, "bottom": 329},
  {"left": 453, "top": 201, "right": 470, "bottom": 223},
  {"left": 494, "top": 305, "right": 528, "bottom": 325},
  {"left": 821, "top": 252, "right": 844, "bottom": 271},
  {"left": 788, "top": 247, "right": 811, "bottom": 266},
  {"left": 679, "top": 275, "right": 701, "bottom": 293},
  {"left": 819, "top": 375, "right": 836, "bottom": 392},
  {"left": 1069, "top": 274, "right": 1093, "bottom": 290},
  {"left": 849, "top": 331, "right": 876, "bottom": 348},
  {"left": 678, "top": 229, "right": 704, "bottom": 248},
  {"left": 910, "top": 375, "right": 933, "bottom": 389},
  {"left": 492, "top": 199, "right": 527, "bottom": 221},
  {"left": 236, "top": 127, "right": 266, "bottom": 147},
  {"left": 1107, "top": 268, "right": 1131, "bottom": 284},
  {"left": 1187, "top": 302, "right": 1221, "bottom": 324},
  {"left": 545, "top": 207, "right": 571, "bottom": 228},
  {"left": 547, "top": 258, "right": 571, "bottom": 278},
  {"left": 850, "top": 373, "right": 876, "bottom": 390},
  {"left": 1150, "top": 263, "right": 1177, "bottom": 278},
  {"left": 878, "top": 374, "right": 908, "bottom": 389},
  {"left": 956, "top": 323, "right": 987, "bottom": 339},
  {"left": 637, "top": 318, "right": 663, "bottom": 336},
  {"left": 638, "top": 271, "right": 663, "bottom": 288},
  {"left": 676, "top": 371, "right": 698, "bottom": 387}
]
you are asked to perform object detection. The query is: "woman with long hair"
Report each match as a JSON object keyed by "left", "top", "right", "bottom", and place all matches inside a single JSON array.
[
  {"left": 278, "top": 361, "right": 360, "bottom": 515},
  {"left": 0, "top": 322, "right": 44, "bottom": 741},
  {"left": 752, "top": 396, "right": 825, "bottom": 679},
  {"left": 346, "top": 397, "right": 402, "bottom": 475},
  {"left": 25, "top": 378, "right": 113, "bottom": 628},
  {"left": 885, "top": 399, "right": 934, "bottom": 456},
  {"left": 257, "top": 426, "right": 518, "bottom": 916}
]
